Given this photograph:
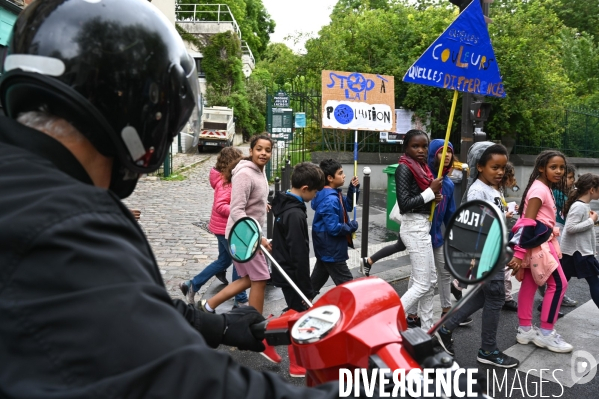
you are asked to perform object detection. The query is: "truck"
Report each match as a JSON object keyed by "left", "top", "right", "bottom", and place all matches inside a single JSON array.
[{"left": 196, "top": 106, "right": 235, "bottom": 152}]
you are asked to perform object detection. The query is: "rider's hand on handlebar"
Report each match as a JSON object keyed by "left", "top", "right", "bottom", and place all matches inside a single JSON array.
[{"left": 222, "top": 306, "right": 266, "bottom": 352}]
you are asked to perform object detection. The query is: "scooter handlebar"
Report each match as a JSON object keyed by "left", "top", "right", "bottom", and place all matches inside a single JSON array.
[{"left": 250, "top": 320, "right": 268, "bottom": 340}]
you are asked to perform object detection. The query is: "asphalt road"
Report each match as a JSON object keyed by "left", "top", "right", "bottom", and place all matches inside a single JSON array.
[{"left": 217, "top": 276, "right": 597, "bottom": 398}]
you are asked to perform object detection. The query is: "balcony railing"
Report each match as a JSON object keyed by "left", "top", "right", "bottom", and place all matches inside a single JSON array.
[
  {"left": 241, "top": 40, "right": 255, "bottom": 67},
  {"left": 175, "top": 3, "right": 242, "bottom": 40}
]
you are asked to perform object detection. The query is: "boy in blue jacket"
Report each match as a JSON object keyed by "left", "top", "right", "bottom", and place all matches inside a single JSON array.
[{"left": 310, "top": 159, "right": 359, "bottom": 295}]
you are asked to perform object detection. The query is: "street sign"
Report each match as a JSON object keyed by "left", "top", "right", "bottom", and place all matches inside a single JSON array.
[
  {"left": 270, "top": 107, "right": 293, "bottom": 141},
  {"left": 294, "top": 112, "right": 306, "bottom": 128},
  {"left": 273, "top": 90, "right": 290, "bottom": 108},
  {"left": 321, "top": 70, "right": 395, "bottom": 131}
]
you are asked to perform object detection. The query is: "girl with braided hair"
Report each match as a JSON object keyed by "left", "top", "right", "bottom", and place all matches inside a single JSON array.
[
  {"left": 509, "top": 150, "right": 573, "bottom": 353},
  {"left": 559, "top": 173, "right": 599, "bottom": 310}
]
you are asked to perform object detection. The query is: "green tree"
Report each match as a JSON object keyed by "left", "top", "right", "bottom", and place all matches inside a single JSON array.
[
  {"left": 551, "top": 0, "right": 599, "bottom": 42},
  {"left": 560, "top": 30, "right": 599, "bottom": 104},
  {"left": 270, "top": 0, "right": 584, "bottom": 149},
  {"left": 202, "top": 31, "right": 244, "bottom": 95},
  {"left": 257, "top": 43, "right": 302, "bottom": 88},
  {"left": 202, "top": 31, "right": 266, "bottom": 135},
  {"left": 484, "top": 0, "right": 573, "bottom": 147}
]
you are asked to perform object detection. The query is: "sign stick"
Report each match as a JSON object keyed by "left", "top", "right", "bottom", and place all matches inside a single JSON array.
[
  {"left": 429, "top": 90, "right": 459, "bottom": 221},
  {"left": 353, "top": 130, "right": 358, "bottom": 239}
]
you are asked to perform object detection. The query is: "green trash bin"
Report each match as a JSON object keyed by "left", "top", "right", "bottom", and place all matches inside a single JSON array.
[{"left": 383, "top": 164, "right": 400, "bottom": 231}]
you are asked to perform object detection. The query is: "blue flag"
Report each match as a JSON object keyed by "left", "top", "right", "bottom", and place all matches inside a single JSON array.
[{"left": 402, "top": 0, "right": 505, "bottom": 98}]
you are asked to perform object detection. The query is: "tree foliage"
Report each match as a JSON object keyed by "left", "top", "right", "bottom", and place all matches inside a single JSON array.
[
  {"left": 202, "top": 32, "right": 265, "bottom": 135},
  {"left": 253, "top": 0, "right": 599, "bottom": 150},
  {"left": 550, "top": 0, "right": 599, "bottom": 42}
]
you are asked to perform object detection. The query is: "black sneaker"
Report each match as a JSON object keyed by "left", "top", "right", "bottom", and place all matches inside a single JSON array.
[
  {"left": 503, "top": 300, "right": 518, "bottom": 311},
  {"left": 459, "top": 316, "right": 473, "bottom": 326},
  {"left": 537, "top": 303, "right": 564, "bottom": 318},
  {"left": 406, "top": 316, "right": 421, "bottom": 329},
  {"left": 360, "top": 257, "right": 371, "bottom": 277},
  {"left": 476, "top": 349, "right": 519, "bottom": 368},
  {"left": 435, "top": 329, "right": 454, "bottom": 356},
  {"left": 179, "top": 280, "right": 195, "bottom": 304},
  {"left": 215, "top": 271, "right": 229, "bottom": 285}
]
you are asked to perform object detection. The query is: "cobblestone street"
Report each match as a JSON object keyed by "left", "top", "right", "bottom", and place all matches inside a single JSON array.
[{"left": 123, "top": 149, "right": 233, "bottom": 302}]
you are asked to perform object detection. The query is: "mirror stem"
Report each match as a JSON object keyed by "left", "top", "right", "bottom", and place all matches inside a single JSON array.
[
  {"left": 260, "top": 246, "right": 314, "bottom": 308},
  {"left": 427, "top": 284, "right": 483, "bottom": 336}
]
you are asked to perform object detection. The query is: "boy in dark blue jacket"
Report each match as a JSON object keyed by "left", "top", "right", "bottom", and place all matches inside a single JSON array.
[
  {"left": 271, "top": 162, "right": 325, "bottom": 378},
  {"left": 310, "top": 159, "right": 359, "bottom": 295}
]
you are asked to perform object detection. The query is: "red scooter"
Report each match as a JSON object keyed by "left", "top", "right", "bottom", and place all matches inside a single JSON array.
[{"left": 228, "top": 199, "right": 508, "bottom": 397}]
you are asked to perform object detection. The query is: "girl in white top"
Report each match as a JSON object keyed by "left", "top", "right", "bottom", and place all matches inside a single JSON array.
[{"left": 560, "top": 173, "right": 599, "bottom": 310}]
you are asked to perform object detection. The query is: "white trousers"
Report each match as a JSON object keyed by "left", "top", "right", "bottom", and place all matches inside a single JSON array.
[{"left": 400, "top": 213, "right": 437, "bottom": 331}]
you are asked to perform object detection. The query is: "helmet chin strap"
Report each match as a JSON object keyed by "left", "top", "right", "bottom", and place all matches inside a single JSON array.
[{"left": 109, "top": 160, "right": 139, "bottom": 199}]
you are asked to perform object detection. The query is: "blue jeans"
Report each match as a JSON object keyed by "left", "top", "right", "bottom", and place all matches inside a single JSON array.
[{"left": 190, "top": 234, "right": 248, "bottom": 303}]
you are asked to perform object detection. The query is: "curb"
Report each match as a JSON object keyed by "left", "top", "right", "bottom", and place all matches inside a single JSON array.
[
  {"left": 176, "top": 155, "right": 212, "bottom": 174},
  {"left": 140, "top": 155, "right": 212, "bottom": 181}
]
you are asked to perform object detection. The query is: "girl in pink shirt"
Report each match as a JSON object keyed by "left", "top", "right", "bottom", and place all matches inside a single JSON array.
[{"left": 508, "top": 150, "right": 573, "bottom": 353}]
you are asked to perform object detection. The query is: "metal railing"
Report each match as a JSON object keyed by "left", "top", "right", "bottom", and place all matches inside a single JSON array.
[
  {"left": 514, "top": 107, "right": 599, "bottom": 157},
  {"left": 175, "top": 3, "right": 242, "bottom": 39},
  {"left": 241, "top": 40, "right": 255, "bottom": 67}
]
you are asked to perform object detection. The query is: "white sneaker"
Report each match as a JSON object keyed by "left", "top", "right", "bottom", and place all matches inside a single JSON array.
[
  {"left": 533, "top": 330, "right": 573, "bottom": 353},
  {"left": 516, "top": 326, "right": 538, "bottom": 345}
]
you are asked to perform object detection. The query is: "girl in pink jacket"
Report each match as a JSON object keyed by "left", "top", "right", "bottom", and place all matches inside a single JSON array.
[
  {"left": 179, "top": 147, "right": 248, "bottom": 306},
  {"left": 200, "top": 135, "right": 282, "bottom": 363},
  {"left": 508, "top": 150, "right": 573, "bottom": 353}
]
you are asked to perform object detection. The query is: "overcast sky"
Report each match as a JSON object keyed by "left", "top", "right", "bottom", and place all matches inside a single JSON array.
[{"left": 262, "top": 0, "right": 338, "bottom": 53}]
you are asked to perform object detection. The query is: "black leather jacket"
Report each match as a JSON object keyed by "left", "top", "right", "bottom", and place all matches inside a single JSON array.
[
  {"left": 0, "top": 117, "right": 343, "bottom": 399},
  {"left": 395, "top": 163, "right": 431, "bottom": 215}
]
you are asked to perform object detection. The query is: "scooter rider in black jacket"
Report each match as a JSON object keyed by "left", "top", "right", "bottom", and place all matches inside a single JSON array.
[{"left": 0, "top": 1, "right": 343, "bottom": 398}]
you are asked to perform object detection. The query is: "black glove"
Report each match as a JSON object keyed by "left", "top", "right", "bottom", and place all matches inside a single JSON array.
[
  {"left": 349, "top": 220, "right": 359, "bottom": 232},
  {"left": 222, "top": 306, "right": 266, "bottom": 352}
]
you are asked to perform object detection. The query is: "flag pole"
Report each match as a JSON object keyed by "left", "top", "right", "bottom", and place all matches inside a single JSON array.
[
  {"left": 429, "top": 90, "right": 459, "bottom": 221},
  {"left": 353, "top": 130, "right": 358, "bottom": 239}
]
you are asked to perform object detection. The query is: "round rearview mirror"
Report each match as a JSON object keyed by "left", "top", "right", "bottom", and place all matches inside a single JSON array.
[
  {"left": 227, "top": 217, "right": 262, "bottom": 263},
  {"left": 443, "top": 200, "right": 509, "bottom": 285}
]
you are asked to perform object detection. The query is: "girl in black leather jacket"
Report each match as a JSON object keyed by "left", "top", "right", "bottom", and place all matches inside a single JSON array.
[{"left": 395, "top": 130, "right": 443, "bottom": 331}]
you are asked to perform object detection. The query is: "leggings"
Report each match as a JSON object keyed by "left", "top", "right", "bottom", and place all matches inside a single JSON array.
[
  {"left": 564, "top": 273, "right": 599, "bottom": 310},
  {"left": 518, "top": 242, "right": 568, "bottom": 330},
  {"left": 370, "top": 235, "right": 406, "bottom": 263},
  {"left": 584, "top": 276, "right": 599, "bottom": 308}
]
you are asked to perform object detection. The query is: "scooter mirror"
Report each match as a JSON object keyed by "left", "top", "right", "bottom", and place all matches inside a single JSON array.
[
  {"left": 443, "top": 200, "right": 509, "bottom": 285},
  {"left": 227, "top": 216, "right": 262, "bottom": 263}
]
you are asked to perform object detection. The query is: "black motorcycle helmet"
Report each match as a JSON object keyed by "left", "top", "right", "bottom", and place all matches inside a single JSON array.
[{"left": 0, "top": 0, "right": 200, "bottom": 198}]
